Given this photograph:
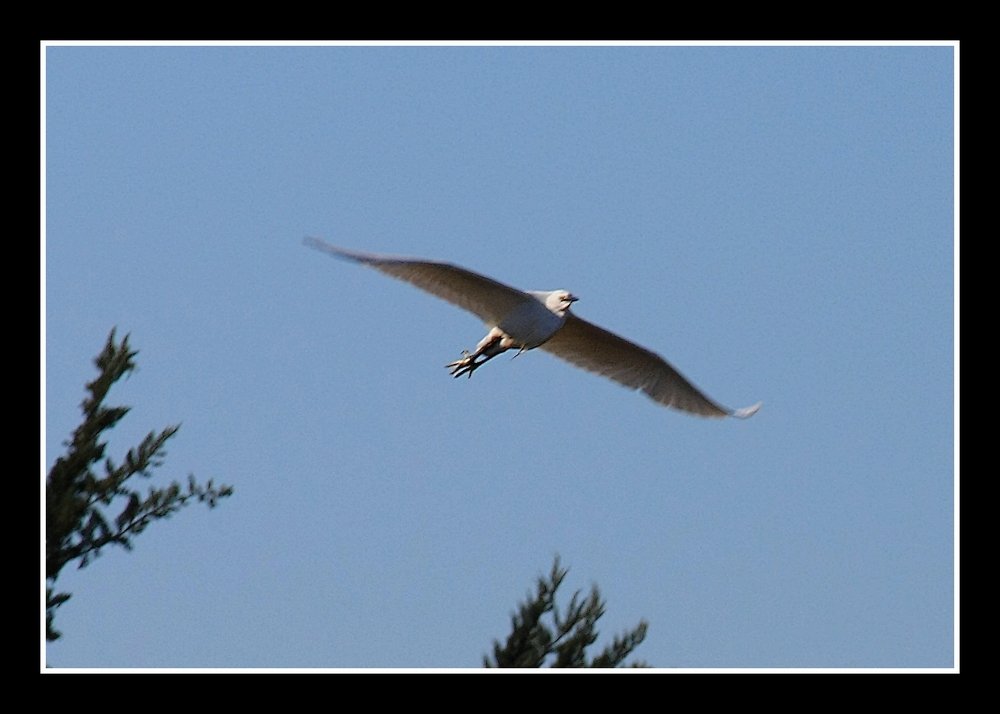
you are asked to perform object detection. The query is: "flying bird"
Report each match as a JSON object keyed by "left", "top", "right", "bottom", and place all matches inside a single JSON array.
[{"left": 305, "top": 237, "right": 761, "bottom": 419}]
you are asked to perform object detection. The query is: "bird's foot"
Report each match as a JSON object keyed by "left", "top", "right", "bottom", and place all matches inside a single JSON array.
[{"left": 446, "top": 351, "right": 481, "bottom": 378}]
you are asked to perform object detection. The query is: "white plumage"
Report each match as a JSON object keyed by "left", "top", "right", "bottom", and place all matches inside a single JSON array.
[{"left": 305, "top": 237, "right": 761, "bottom": 419}]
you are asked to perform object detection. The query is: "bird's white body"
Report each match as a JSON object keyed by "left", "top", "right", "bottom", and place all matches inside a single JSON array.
[
  {"left": 305, "top": 237, "right": 761, "bottom": 419},
  {"left": 499, "top": 291, "right": 571, "bottom": 349}
]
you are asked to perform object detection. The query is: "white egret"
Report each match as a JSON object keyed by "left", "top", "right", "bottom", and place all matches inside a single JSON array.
[{"left": 305, "top": 237, "right": 761, "bottom": 419}]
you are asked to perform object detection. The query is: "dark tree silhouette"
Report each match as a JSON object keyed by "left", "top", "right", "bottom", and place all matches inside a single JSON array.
[
  {"left": 46, "top": 330, "right": 232, "bottom": 641},
  {"left": 486, "top": 556, "right": 649, "bottom": 668}
]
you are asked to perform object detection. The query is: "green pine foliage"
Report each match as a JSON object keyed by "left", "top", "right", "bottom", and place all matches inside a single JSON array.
[
  {"left": 46, "top": 330, "right": 233, "bottom": 641},
  {"left": 485, "top": 556, "right": 649, "bottom": 668}
]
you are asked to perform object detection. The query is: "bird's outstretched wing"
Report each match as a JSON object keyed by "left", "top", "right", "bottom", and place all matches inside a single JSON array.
[
  {"left": 305, "top": 237, "right": 530, "bottom": 326},
  {"left": 541, "top": 313, "right": 762, "bottom": 419}
]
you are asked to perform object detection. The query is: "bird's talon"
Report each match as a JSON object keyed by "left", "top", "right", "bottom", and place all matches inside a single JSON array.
[{"left": 446, "top": 352, "right": 481, "bottom": 378}]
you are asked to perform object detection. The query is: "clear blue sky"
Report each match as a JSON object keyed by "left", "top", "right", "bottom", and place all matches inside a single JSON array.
[{"left": 43, "top": 44, "right": 955, "bottom": 668}]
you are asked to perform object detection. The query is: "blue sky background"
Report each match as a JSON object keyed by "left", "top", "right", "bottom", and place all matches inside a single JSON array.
[{"left": 43, "top": 45, "right": 955, "bottom": 668}]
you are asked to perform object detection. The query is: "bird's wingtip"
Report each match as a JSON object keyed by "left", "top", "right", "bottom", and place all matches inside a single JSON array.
[
  {"left": 304, "top": 235, "right": 336, "bottom": 253},
  {"left": 304, "top": 237, "right": 362, "bottom": 262},
  {"left": 731, "top": 402, "right": 763, "bottom": 419}
]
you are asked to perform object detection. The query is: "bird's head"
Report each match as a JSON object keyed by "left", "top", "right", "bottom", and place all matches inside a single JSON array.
[{"left": 546, "top": 290, "right": 579, "bottom": 316}]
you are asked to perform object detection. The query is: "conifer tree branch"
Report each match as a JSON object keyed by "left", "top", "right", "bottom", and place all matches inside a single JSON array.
[
  {"left": 485, "top": 555, "right": 649, "bottom": 668},
  {"left": 45, "top": 330, "right": 233, "bottom": 641}
]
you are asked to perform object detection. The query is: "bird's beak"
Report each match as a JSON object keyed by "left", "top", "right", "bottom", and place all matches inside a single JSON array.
[{"left": 567, "top": 295, "right": 579, "bottom": 303}]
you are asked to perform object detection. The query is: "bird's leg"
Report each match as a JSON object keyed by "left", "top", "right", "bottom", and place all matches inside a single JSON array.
[{"left": 446, "top": 328, "right": 517, "bottom": 378}]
